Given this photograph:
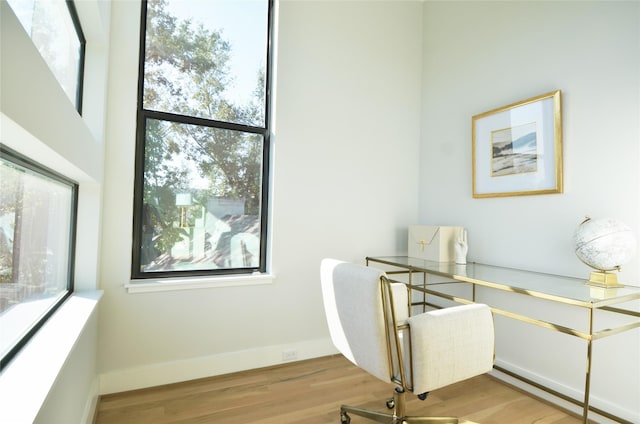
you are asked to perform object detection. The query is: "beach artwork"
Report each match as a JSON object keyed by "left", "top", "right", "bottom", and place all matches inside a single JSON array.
[{"left": 491, "top": 122, "right": 538, "bottom": 177}]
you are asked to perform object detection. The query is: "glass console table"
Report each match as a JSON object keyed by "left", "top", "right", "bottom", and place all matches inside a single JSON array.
[{"left": 366, "top": 256, "right": 640, "bottom": 424}]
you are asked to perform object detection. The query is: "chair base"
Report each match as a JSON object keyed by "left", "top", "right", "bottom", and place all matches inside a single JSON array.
[{"left": 339, "top": 388, "right": 458, "bottom": 424}]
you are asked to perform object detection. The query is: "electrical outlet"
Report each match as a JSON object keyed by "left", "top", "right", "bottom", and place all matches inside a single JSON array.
[{"left": 282, "top": 349, "right": 298, "bottom": 362}]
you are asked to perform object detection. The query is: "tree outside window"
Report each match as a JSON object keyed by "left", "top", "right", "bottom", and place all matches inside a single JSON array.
[{"left": 132, "top": 0, "right": 271, "bottom": 278}]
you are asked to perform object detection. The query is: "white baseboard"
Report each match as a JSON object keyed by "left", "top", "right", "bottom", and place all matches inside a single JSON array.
[
  {"left": 99, "top": 338, "right": 337, "bottom": 395},
  {"left": 82, "top": 377, "right": 100, "bottom": 424},
  {"left": 492, "top": 359, "right": 639, "bottom": 424}
]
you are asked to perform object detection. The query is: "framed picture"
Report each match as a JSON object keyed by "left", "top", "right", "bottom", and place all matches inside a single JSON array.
[{"left": 472, "top": 90, "right": 563, "bottom": 198}]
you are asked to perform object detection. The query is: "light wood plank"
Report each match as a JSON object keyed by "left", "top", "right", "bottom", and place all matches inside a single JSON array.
[{"left": 95, "top": 355, "right": 583, "bottom": 424}]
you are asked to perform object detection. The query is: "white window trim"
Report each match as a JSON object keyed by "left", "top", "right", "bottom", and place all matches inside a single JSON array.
[{"left": 125, "top": 272, "right": 274, "bottom": 293}]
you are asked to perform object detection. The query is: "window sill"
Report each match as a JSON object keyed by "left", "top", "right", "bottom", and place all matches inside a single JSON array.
[
  {"left": 125, "top": 272, "right": 275, "bottom": 293},
  {"left": 0, "top": 291, "right": 102, "bottom": 424}
]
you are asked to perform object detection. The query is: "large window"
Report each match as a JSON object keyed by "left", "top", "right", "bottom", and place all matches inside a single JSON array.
[
  {"left": 6, "top": 0, "right": 85, "bottom": 113},
  {"left": 0, "top": 146, "right": 77, "bottom": 369},
  {"left": 132, "top": 0, "right": 272, "bottom": 279}
]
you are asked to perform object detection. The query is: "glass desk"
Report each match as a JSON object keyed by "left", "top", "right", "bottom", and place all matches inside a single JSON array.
[{"left": 366, "top": 256, "right": 640, "bottom": 424}]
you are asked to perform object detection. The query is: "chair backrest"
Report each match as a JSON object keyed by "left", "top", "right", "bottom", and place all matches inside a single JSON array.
[
  {"left": 320, "top": 258, "right": 400, "bottom": 383},
  {"left": 320, "top": 258, "right": 494, "bottom": 396}
]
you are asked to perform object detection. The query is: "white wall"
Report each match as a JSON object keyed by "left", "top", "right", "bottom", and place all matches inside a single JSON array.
[
  {"left": 420, "top": 1, "right": 639, "bottom": 421},
  {"left": 0, "top": 0, "right": 110, "bottom": 422},
  {"left": 98, "top": 0, "right": 421, "bottom": 393}
]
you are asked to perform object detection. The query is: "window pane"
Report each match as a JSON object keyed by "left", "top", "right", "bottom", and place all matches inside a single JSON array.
[
  {"left": 7, "top": 0, "right": 83, "bottom": 111},
  {"left": 0, "top": 151, "right": 75, "bottom": 364},
  {"left": 143, "top": 0, "right": 268, "bottom": 127},
  {"left": 139, "top": 118, "right": 263, "bottom": 273}
]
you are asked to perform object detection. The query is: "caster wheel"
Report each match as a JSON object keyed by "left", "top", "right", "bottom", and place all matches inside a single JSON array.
[
  {"left": 340, "top": 411, "right": 351, "bottom": 424},
  {"left": 386, "top": 398, "right": 395, "bottom": 409},
  {"left": 418, "top": 392, "right": 428, "bottom": 401}
]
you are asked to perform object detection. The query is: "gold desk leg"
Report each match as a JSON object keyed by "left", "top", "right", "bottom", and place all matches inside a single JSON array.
[
  {"left": 408, "top": 269, "right": 413, "bottom": 314},
  {"left": 582, "top": 308, "right": 594, "bottom": 424},
  {"left": 422, "top": 271, "right": 426, "bottom": 313}
]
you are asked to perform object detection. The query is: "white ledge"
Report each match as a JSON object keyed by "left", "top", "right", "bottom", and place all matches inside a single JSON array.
[
  {"left": 125, "top": 272, "right": 275, "bottom": 293},
  {"left": 0, "top": 291, "right": 102, "bottom": 424}
]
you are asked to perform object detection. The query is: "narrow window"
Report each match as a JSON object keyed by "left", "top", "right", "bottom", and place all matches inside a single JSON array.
[
  {"left": 0, "top": 146, "right": 77, "bottom": 369},
  {"left": 6, "top": 0, "right": 86, "bottom": 113},
  {"left": 132, "top": 0, "right": 272, "bottom": 279}
]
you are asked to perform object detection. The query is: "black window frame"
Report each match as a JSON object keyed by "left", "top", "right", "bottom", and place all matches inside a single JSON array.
[
  {"left": 131, "top": 0, "right": 273, "bottom": 280},
  {"left": 66, "top": 0, "right": 86, "bottom": 114},
  {"left": 0, "top": 145, "right": 78, "bottom": 370}
]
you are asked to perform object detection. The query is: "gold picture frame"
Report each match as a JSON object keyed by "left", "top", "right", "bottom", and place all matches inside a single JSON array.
[{"left": 472, "top": 90, "right": 563, "bottom": 198}]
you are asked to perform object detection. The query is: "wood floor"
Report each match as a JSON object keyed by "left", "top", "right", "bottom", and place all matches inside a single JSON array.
[{"left": 95, "top": 354, "right": 582, "bottom": 424}]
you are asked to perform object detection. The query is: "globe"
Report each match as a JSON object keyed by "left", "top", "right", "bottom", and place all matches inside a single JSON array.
[{"left": 573, "top": 217, "right": 637, "bottom": 271}]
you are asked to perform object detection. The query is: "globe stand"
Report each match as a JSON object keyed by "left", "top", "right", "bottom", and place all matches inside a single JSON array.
[{"left": 586, "top": 271, "right": 624, "bottom": 288}]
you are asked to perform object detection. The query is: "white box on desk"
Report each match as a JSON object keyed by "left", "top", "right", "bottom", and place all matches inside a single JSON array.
[{"left": 408, "top": 225, "right": 463, "bottom": 262}]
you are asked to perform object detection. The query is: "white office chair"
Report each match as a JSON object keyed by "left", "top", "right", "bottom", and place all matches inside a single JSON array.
[{"left": 320, "top": 258, "right": 495, "bottom": 424}]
